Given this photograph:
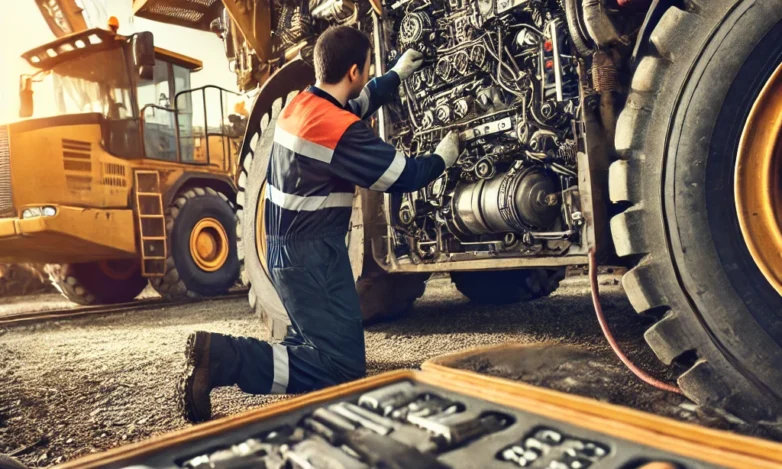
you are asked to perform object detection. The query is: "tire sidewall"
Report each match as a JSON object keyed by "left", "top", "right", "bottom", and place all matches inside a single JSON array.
[
  {"left": 172, "top": 195, "right": 239, "bottom": 295},
  {"left": 665, "top": 1, "right": 782, "bottom": 393},
  {"left": 243, "top": 101, "right": 290, "bottom": 324}
]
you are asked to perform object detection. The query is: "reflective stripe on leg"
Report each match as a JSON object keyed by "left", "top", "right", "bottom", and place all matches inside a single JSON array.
[{"left": 270, "top": 343, "right": 290, "bottom": 394}]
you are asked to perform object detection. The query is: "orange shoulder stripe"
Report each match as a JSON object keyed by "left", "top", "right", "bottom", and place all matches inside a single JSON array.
[{"left": 277, "top": 92, "right": 360, "bottom": 150}]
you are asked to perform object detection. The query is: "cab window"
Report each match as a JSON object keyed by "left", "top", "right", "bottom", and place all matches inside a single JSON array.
[
  {"left": 138, "top": 61, "right": 177, "bottom": 161},
  {"left": 173, "top": 65, "right": 196, "bottom": 162}
]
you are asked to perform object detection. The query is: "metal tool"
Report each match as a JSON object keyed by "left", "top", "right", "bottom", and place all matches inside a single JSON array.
[
  {"left": 358, "top": 382, "right": 419, "bottom": 416},
  {"left": 313, "top": 408, "right": 357, "bottom": 432},
  {"left": 393, "top": 395, "right": 461, "bottom": 420},
  {"left": 305, "top": 408, "right": 448, "bottom": 469},
  {"left": 407, "top": 410, "right": 510, "bottom": 447},
  {"left": 330, "top": 403, "right": 392, "bottom": 435},
  {"left": 334, "top": 402, "right": 439, "bottom": 453},
  {"left": 284, "top": 438, "right": 369, "bottom": 469},
  {"left": 182, "top": 437, "right": 281, "bottom": 469}
]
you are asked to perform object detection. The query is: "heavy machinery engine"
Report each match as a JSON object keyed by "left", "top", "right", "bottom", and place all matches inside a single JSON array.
[{"left": 383, "top": 0, "right": 584, "bottom": 261}]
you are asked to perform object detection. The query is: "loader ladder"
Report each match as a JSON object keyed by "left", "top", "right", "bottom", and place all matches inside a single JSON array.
[{"left": 134, "top": 170, "right": 167, "bottom": 277}]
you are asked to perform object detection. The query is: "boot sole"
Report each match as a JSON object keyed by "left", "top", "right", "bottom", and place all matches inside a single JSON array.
[{"left": 177, "top": 332, "right": 210, "bottom": 423}]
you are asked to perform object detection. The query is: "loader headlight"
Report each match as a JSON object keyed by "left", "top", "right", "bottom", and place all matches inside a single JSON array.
[
  {"left": 22, "top": 208, "right": 41, "bottom": 219},
  {"left": 22, "top": 206, "right": 57, "bottom": 219}
]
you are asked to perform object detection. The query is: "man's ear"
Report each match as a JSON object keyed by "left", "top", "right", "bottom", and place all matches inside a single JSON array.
[{"left": 348, "top": 63, "right": 360, "bottom": 82}]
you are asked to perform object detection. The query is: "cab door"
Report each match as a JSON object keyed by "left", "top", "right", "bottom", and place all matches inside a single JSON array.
[
  {"left": 137, "top": 60, "right": 178, "bottom": 162},
  {"left": 175, "top": 85, "right": 242, "bottom": 174}
]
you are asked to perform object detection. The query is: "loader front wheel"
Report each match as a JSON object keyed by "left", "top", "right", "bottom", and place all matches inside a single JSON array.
[
  {"left": 46, "top": 260, "right": 147, "bottom": 305},
  {"left": 355, "top": 261, "right": 429, "bottom": 323},
  {"left": 451, "top": 269, "right": 563, "bottom": 305},
  {"left": 151, "top": 187, "right": 239, "bottom": 299},
  {"left": 611, "top": 0, "right": 782, "bottom": 421}
]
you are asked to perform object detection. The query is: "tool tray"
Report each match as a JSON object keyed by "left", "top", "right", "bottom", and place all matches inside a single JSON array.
[{"left": 58, "top": 367, "right": 782, "bottom": 469}]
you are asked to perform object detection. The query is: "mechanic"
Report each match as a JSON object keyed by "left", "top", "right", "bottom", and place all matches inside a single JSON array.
[{"left": 178, "top": 26, "right": 460, "bottom": 422}]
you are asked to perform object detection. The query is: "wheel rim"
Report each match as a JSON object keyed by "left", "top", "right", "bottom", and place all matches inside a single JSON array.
[
  {"left": 735, "top": 61, "right": 782, "bottom": 296},
  {"left": 190, "top": 218, "right": 229, "bottom": 272},
  {"left": 255, "top": 181, "right": 268, "bottom": 270},
  {"left": 99, "top": 259, "right": 139, "bottom": 280}
]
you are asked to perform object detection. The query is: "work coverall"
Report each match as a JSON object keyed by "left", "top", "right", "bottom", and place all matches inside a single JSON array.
[{"left": 207, "top": 71, "right": 446, "bottom": 394}]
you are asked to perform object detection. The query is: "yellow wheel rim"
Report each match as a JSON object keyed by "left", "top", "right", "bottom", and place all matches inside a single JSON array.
[
  {"left": 256, "top": 182, "right": 269, "bottom": 271},
  {"left": 189, "top": 218, "right": 229, "bottom": 272},
  {"left": 735, "top": 61, "right": 782, "bottom": 295}
]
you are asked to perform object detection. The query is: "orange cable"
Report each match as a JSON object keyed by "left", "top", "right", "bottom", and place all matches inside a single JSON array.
[{"left": 588, "top": 250, "right": 683, "bottom": 394}]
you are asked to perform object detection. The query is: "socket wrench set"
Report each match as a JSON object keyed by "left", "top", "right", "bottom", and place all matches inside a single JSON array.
[{"left": 118, "top": 381, "right": 715, "bottom": 469}]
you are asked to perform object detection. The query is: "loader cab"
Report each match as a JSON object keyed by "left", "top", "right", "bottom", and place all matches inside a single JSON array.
[
  {"left": 19, "top": 29, "right": 241, "bottom": 171},
  {"left": 136, "top": 47, "right": 239, "bottom": 169}
]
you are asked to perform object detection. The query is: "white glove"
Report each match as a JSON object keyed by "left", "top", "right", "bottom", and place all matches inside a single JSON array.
[
  {"left": 391, "top": 49, "right": 425, "bottom": 81},
  {"left": 434, "top": 131, "right": 460, "bottom": 168}
]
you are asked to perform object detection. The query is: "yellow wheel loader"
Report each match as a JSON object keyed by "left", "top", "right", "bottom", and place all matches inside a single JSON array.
[
  {"left": 135, "top": 0, "right": 782, "bottom": 425},
  {"left": 0, "top": 28, "right": 244, "bottom": 304}
]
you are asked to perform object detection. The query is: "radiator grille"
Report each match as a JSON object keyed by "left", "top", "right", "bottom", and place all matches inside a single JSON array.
[
  {"left": 102, "top": 162, "right": 127, "bottom": 187},
  {"left": 62, "top": 139, "right": 92, "bottom": 192},
  {"left": 133, "top": 0, "right": 221, "bottom": 30},
  {"left": 0, "top": 126, "right": 13, "bottom": 217}
]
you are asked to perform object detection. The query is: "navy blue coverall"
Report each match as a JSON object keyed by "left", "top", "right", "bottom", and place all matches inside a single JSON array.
[{"left": 208, "top": 71, "right": 446, "bottom": 394}]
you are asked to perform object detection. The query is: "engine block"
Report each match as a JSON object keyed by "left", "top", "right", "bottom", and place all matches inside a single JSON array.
[{"left": 383, "top": 0, "right": 585, "bottom": 261}]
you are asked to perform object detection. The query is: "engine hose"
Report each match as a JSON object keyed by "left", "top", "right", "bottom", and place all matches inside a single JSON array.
[
  {"left": 564, "top": 0, "right": 594, "bottom": 57},
  {"left": 588, "top": 250, "right": 683, "bottom": 394}
]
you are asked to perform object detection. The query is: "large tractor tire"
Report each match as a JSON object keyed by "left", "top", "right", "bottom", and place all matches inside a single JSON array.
[
  {"left": 151, "top": 187, "right": 240, "bottom": 299},
  {"left": 46, "top": 260, "right": 147, "bottom": 305},
  {"left": 611, "top": 0, "right": 782, "bottom": 422},
  {"left": 237, "top": 59, "right": 429, "bottom": 340},
  {"left": 238, "top": 91, "right": 295, "bottom": 340},
  {"left": 451, "top": 269, "right": 564, "bottom": 305}
]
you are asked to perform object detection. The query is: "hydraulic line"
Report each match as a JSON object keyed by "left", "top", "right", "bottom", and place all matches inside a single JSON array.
[{"left": 588, "top": 250, "right": 683, "bottom": 395}]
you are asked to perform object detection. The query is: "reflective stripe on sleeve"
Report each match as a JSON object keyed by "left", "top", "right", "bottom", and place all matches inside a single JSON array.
[
  {"left": 274, "top": 126, "right": 334, "bottom": 163},
  {"left": 370, "top": 151, "right": 407, "bottom": 191},
  {"left": 266, "top": 184, "right": 353, "bottom": 211},
  {"left": 270, "top": 343, "right": 289, "bottom": 394},
  {"left": 355, "top": 87, "right": 371, "bottom": 117}
]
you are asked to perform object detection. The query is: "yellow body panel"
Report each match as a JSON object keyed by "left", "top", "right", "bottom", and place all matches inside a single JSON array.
[
  {"left": 10, "top": 123, "right": 131, "bottom": 209},
  {"left": 0, "top": 206, "right": 136, "bottom": 263},
  {"left": 0, "top": 118, "right": 237, "bottom": 265}
]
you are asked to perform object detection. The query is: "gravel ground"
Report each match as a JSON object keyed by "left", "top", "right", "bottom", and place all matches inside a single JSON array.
[
  {"left": 0, "top": 287, "right": 160, "bottom": 318},
  {"left": 0, "top": 275, "right": 778, "bottom": 467}
]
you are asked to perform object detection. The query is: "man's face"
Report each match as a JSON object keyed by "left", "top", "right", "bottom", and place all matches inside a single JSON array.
[{"left": 348, "top": 51, "right": 372, "bottom": 100}]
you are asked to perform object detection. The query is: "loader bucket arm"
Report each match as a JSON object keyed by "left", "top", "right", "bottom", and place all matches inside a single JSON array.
[{"left": 35, "top": 0, "right": 89, "bottom": 37}]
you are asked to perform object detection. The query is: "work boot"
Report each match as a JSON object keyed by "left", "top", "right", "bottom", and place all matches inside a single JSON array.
[{"left": 178, "top": 331, "right": 213, "bottom": 423}]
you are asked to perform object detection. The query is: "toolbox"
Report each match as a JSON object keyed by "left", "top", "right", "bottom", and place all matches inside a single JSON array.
[{"left": 58, "top": 345, "right": 782, "bottom": 469}]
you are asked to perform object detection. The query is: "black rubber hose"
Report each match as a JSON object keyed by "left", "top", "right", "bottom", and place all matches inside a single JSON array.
[{"left": 564, "top": 0, "right": 595, "bottom": 57}]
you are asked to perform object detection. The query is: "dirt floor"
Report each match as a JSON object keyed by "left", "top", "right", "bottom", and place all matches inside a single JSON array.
[
  {"left": 0, "top": 275, "right": 779, "bottom": 467},
  {"left": 0, "top": 286, "right": 160, "bottom": 318}
]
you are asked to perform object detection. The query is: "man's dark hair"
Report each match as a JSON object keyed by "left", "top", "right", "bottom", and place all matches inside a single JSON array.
[{"left": 314, "top": 26, "right": 372, "bottom": 84}]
